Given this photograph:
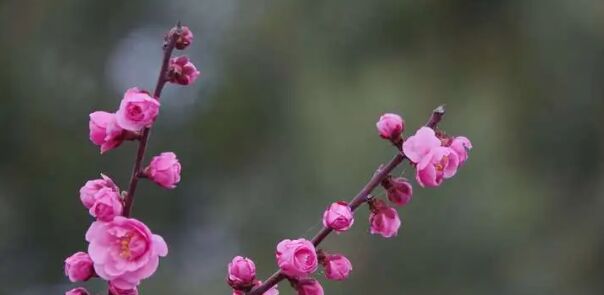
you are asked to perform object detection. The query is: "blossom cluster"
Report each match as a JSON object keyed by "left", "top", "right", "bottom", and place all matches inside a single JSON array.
[
  {"left": 232, "top": 110, "right": 472, "bottom": 295},
  {"left": 64, "top": 25, "right": 197, "bottom": 295}
]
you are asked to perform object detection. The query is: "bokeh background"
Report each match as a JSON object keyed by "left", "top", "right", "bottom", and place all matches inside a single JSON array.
[{"left": 1, "top": 0, "right": 603, "bottom": 294}]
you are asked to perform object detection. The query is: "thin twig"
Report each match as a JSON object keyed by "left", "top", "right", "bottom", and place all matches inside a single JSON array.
[{"left": 122, "top": 24, "right": 180, "bottom": 217}]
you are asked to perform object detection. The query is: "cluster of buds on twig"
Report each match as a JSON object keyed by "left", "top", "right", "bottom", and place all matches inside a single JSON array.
[{"left": 229, "top": 108, "right": 472, "bottom": 295}]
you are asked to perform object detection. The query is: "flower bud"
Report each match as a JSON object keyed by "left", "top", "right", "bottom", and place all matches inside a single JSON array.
[
  {"left": 323, "top": 254, "right": 352, "bottom": 281},
  {"left": 166, "top": 25, "right": 193, "bottom": 50},
  {"left": 145, "top": 152, "right": 182, "bottom": 189},
  {"left": 384, "top": 177, "right": 413, "bottom": 206},
  {"left": 115, "top": 88, "right": 160, "bottom": 132},
  {"left": 64, "top": 252, "right": 94, "bottom": 282},
  {"left": 376, "top": 113, "right": 404, "bottom": 140},
  {"left": 322, "top": 201, "right": 354, "bottom": 232},
  {"left": 369, "top": 199, "right": 401, "bottom": 238},
  {"left": 89, "top": 187, "right": 123, "bottom": 221},
  {"left": 80, "top": 174, "right": 119, "bottom": 209},
  {"left": 276, "top": 239, "right": 318, "bottom": 278},
  {"left": 167, "top": 56, "right": 200, "bottom": 86},
  {"left": 227, "top": 256, "right": 256, "bottom": 289}
]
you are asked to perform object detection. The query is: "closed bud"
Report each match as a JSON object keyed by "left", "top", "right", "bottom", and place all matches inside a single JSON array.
[
  {"left": 376, "top": 113, "right": 404, "bottom": 141},
  {"left": 227, "top": 256, "right": 256, "bottom": 289},
  {"left": 166, "top": 25, "right": 193, "bottom": 50},
  {"left": 167, "top": 56, "right": 200, "bottom": 86},
  {"left": 144, "top": 152, "right": 182, "bottom": 189},
  {"left": 383, "top": 177, "right": 413, "bottom": 206},
  {"left": 322, "top": 201, "right": 354, "bottom": 232},
  {"left": 368, "top": 199, "right": 401, "bottom": 238},
  {"left": 323, "top": 254, "right": 352, "bottom": 281},
  {"left": 64, "top": 252, "right": 95, "bottom": 282}
]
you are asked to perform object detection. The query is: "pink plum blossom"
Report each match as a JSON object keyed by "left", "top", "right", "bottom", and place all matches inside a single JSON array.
[
  {"left": 376, "top": 113, "right": 404, "bottom": 140},
  {"left": 167, "top": 56, "right": 200, "bottom": 85},
  {"left": 80, "top": 174, "right": 119, "bottom": 209},
  {"left": 385, "top": 177, "right": 413, "bottom": 206},
  {"left": 85, "top": 217, "right": 168, "bottom": 289},
  {"left": 295, "top": 279, "right": 324, "bottom": 295},
  {"left": 276, "top": 239, "right": 318, "bottom": 278},
  {"left": 115, "top": 88, "right": 160, "bottom": 132},
  {"left": 369, "top": 200, "right": 401, "bottom": 238},
  {"left": 449, "top": 136, "right": 472, "bottom": 165},
  {"left": 416, "top": 146, "right": 459, "bottom": 188},
  {"left": 89, "top": 187, "right": 123, "bottom": 221},
  {"left": 65, "top": 287, "right": 90, "bottom": 295},
  {"left": 64, "top": 252, "right": 94, "bottom": 282},
  {"left": 402, "top": 127, "right": 441, "bottom": 163},
  {"left": 227, "top": 256, "right": 256, "bottom": 289},
  {"left": 323, "top": 254, "right": 352, "bottom": 281},
  {"left": 89, "top": 111, "right": 125, "bottom": 153},
  {"left": 322, "top": 201, "right": 354, "bottom": 232},
  {"left": 145, "top": 152, "right": 181, "bottom": 189}
]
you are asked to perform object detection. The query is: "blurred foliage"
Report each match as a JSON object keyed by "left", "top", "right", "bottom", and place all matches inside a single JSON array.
[{"left": 0, "top": 0, "right": 603, "bottom": 294}]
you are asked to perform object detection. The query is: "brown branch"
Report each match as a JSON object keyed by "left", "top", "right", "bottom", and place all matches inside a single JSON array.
[
  {"left": 122, "top": 24, "right": 181, "bottom": 217},
  {"left": 247, "top": 105, "right": 446, "bottom": 295}
]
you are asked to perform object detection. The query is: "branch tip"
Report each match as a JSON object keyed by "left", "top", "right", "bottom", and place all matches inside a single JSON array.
[{"left": 434, "top": 104, "right": 446, "bottom": 115}]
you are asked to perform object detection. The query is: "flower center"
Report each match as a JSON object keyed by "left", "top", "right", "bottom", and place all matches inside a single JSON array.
[
  {"left": 435, "top": 155, "right": 449, "bottom": 172},
  {"left": 119, "top": 234, "right": 133, "bottom": 259},
  {"left": 127, "top": 104, "right": 144, "bottom": 120},
  {"left": 118, "top": 232, "right": 147, "bottom": 260}
]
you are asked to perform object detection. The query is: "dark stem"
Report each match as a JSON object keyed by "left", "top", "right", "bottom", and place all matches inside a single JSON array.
[
  {"left": 247, "top": 106, "right": 446, "bottom": 295},
  {"left": 122, "top": 24, "right": 180, "bottom": 218}
]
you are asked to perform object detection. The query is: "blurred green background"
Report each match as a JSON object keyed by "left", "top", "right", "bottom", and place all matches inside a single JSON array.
[{"left": 1, "top": 0, "right": 603, "bottom": 294}]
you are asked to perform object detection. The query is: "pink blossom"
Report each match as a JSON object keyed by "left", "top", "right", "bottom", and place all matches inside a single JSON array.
[
  {"left": 416, "top": 146, "right": 459, "bottom": 188},
  {"left": 80, "top": 174, "right": 119, "bottom": 209},
  {"left": 89, "top": 111, "right": 124, "bottom": 153},
  {"left": 227, "top": 256, "right": 256, "bottom": 289},
  {"left": 89, "top": 187, "right": 123, "bottom": 222},
  {"left": 376, "top": 113, "right": 404, "bottom": 140},
  {"left": 385, "top": 177, "right": 413, "bottom": 206},
  {"left": 323, "top": 254, "right": 352, "bottom": 281},
  {"left": 65, "top": 287, "right": 90, "bottom": 295},
  {"left": 64, "top": 252, "right": 94, "bottom": 282},
  {"left": 167, "top": 26, "right": 193, "bottom": 50},
  {"left": 85, "top": 217, "right": 168, "bottom": 289},
  {"left": 295, "top": 279, "right": 324, "bottom": 295},
  {"left": 369, "top": 200, "right": 401, "bottom": 238},
  {"left": 115, "top": 88, "right": 160, "bottom": 132},
  {"left": 322, "top": 201, "right": 354, "bottom": 232},
  {"left": 449, "top": 136, "right": 472, "bottom": 165},
  {"left": 402, "top": 127, "right": 441, "bottom": 163},
  {"left": 109, "top": 283, "right": 139, "bottom": 295},
  {"left": 145, "top": 152, "right": 181, "bottom": 189},
  {"left": 167, "top": 56, "right": 200, "bottom": 85},
  {"left": 276, "top": 239, "right": 318, "bottom": 278}
]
